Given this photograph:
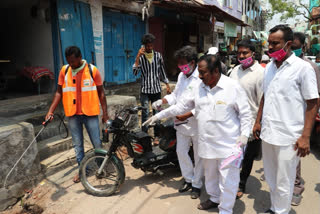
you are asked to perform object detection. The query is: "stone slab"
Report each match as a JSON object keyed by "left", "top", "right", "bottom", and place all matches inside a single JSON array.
[
  {"left": 38, "top": 136, "right": 73, "bottom": 161},
  {"left": 0, "top": 122, "right": 42, "bottom": 211}
]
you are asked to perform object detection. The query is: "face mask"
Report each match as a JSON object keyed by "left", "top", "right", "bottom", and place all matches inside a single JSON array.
[
  {"left": 292, "top": 48, "right": 302, "bottom": 57},
  {"left": 178, "top": 64, "right": 193, "bottom": 75},
  {"left": 144, "top": 51, "right": 154, "bottom": 64},
  {"left": 238, "top": 56, "right": 253, "bottom": 68},
  {"left": 268, "top": 42, "right": 288, "bottom": 61}
]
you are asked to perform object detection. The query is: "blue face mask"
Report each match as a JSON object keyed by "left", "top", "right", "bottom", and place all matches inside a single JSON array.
[{"left": 293, "top": 48, "right": 302, "bottom": 57}]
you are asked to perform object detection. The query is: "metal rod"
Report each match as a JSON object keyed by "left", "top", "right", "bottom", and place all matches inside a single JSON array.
[{"left": 97, "top": 154, "right": 109, "bottom": 174}]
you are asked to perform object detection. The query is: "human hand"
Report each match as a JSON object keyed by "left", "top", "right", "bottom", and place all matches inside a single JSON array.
[
  {"left": 142, "top": 115, "right": 158, "bottom": 127},
  {"left": 138, "top": 47, "right": 145, "bottom": 57},
  {"left": 152, "top": 99, "right": 163, "bottom": 110},
  {"left": 316, "top": 123, "right": 320, "bottom": 134},
  {"left": 102, "top": 112, "right": 109, "bottom": 123},
  {"left": 252, "top": 122, "right": 261, "bottom": 140},
  {"left": 294, "top": 135, "right": 310, "bottom": 157},
  {"left": 236, "top": 135, "right": 248, "bottom": 147},
  {"left": 45, "top": 112, "right": 54, "bottom": 122},
  {"left": 166, "top": 85, "right": 171, "bottom": 94},
  {"left": 316, "top": 113, "right": 320, "bottom": 134}
]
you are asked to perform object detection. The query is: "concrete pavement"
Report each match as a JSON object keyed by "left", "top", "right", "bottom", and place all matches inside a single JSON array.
[{"left": 2, "top": 148, "right": 320, "bottom": 214}]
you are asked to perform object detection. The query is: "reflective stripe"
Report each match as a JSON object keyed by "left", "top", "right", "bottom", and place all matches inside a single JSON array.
[
  {"left": 89, "top": 64, "right": 94, "bottom": 85},
  {"left": 82, "top": 86, "right": 97, "bottom": 92},
  {"left": 63, "top": 87, "right": 76, "bottom": 92},
  {"left": 64, "top": 66, "right": 69, "bottom": 87}
]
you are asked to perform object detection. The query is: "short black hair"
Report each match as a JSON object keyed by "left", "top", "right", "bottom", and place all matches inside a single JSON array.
[
  {"left": 293, "top": 32, "right": 306, "bottom": 45},
  {"left": 237, "top": 39, "right": 255, "bottom": 52},
  {"left": 198, "top": 54, "right": 222, "bottom": 74},
  {"left": 65, "top": 46, "right": 82, "bottom": 58},
  {"left": 269, "top": 25, "right": 293, "bottom": 42},
  {"left": 255, "top": 52, "right": 262, "bottom": 63},
  {"left": 141, "top": 33, "right": 156, "bottom": 44},
  {"left": 174, "top": 46, "right": 198, "bottom": 64}
]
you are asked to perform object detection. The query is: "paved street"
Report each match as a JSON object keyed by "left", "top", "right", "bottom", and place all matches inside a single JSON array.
[{"left": 3, "top": 144, "right": 320, "bottom": 214}]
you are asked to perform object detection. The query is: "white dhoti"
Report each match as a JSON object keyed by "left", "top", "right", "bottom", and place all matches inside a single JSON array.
[
  {"left": 203, "top": 158, "right": 240, "bottom": 214},
  {"left": 262, "top": 141, "right": 300, "bottom": 214},
  {"left": 176, "top": 132, "right": 203, "bottom": 188}
]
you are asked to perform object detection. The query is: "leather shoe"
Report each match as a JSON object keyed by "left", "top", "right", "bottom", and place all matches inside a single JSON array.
[
  {"left": 190, "top": 187, "right": 201, "bottom": 199},
  {"left": 178, "top": 181, "right": 192, "bottom": 193},
  {"left": 197, "top": 199, "right": 219, "bottom": 210},
  {"left": 258, "top": 209, "right": 275, "bottom": 214}
]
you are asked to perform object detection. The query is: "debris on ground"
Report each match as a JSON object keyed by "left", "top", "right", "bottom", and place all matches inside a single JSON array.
[{"left": 20, "top": 203, "right": 43, "bottom": 214}]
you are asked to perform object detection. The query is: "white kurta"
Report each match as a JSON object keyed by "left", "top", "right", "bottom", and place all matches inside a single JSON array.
[
  {"left": 157, "top": 74, "right": 252, "bottom": 214},
  {"left": 164, "top": 68, "right": 203, "bottom": 187},
  {"left": 260, "top": 54, "right": 319, "bottom": 214},
  {"left": 261, "top": 54, "right": 319, "bottom": 146},
  {"left": 164, "top": 68, "right": 201, "bottom": 136},
  {"left": 157, "top": 74, "right": 252, "bottom": 159}
]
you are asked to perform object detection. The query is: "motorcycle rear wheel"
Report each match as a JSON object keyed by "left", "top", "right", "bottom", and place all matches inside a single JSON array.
[{"left": 80, "top": 152, "right": 124, "bottom": 197}]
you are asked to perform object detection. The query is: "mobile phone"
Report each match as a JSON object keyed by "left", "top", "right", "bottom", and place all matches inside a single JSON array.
[{"left": 141, "top": 45, "right": 145, "bottom": 49}]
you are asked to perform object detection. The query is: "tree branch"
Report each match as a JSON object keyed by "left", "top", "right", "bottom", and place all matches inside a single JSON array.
[{"left": 299, "top": 1, "right": 312, "bottom": 16}]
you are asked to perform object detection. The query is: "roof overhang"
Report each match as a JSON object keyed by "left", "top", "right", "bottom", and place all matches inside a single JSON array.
[{"left": 150, "top": 0, "right": 248, "bottom": 26}]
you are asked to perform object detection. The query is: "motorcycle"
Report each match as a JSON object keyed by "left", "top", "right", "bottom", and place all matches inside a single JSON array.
[{"left": 79, "top": 106, "right": 178, "bottom": 197}]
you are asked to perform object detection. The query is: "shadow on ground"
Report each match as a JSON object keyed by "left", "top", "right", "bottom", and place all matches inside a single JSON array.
[
  {"left": 46, "top": 165, "right": 78, "bottom": 201},
  {"left": 315, "top": 183, "right": 320, "bottom": 194},
  {"left": 119, "top": 167, "right": 181, "bottom": 196}
]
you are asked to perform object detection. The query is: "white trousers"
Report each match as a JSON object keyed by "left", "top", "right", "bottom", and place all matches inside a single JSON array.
[
  {"left": 262, "top": 141, "right": 300, "bottom": 214},
  {"left": 203, "top": 158, "right": 239, "bottom": 214},
  {"left": 176, "top": 132, "right": 203, "bottom": 188}
]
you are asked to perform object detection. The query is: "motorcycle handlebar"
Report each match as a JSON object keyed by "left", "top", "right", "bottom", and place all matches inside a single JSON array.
[{"left": 125, "top": 106, "right": 147, "bottom": 114}]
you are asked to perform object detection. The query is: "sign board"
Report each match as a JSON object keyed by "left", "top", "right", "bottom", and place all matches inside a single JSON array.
[{"left": 224, "top": 21, "right": 237, "bottom": 38}]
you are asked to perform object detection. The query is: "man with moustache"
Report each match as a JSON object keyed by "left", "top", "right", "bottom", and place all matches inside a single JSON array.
[
  {"left": 152, "top": 46, "right": 203, "bottom": 199},
  {"left": 144, "top": 55, "right": 252, "bottom": 214},
  {"left": 253, "top": 25, "right": 319, "bottom": 214},
  {"left": 229, "top": 39, "right": 264, "bottom": 199}
]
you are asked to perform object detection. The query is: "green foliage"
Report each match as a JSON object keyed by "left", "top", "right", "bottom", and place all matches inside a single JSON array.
[{"left": 268, "top": 0, "right": 318, "bottom": 21}]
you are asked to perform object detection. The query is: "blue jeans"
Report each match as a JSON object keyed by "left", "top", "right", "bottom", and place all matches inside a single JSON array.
[
  {"left": 68, "top": 115, "right": 102, "bottom": 165},
  {"left": 140, "top": 93, "right": 161, "bottom": 136}
]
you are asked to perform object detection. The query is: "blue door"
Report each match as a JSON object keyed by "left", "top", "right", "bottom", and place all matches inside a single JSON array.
[
  {"left": 103, "top": 10, "right": 145, "bottom": 85},
  {"left": 56, "top": 0, "right": 95, "bottom": 64}
]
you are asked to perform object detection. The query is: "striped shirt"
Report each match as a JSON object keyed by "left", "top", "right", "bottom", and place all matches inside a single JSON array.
[{"left": 133, "top": 51, "right": 169, "bottom": 94}]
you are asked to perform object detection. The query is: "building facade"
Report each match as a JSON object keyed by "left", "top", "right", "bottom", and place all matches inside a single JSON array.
[{"left": 0, "top": 0, "right": 266, "bottom": 98}]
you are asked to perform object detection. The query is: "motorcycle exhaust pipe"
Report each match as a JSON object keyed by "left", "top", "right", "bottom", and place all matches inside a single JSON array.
[{"left": 152, "top": 162, "right": 175, "bottom": 175}]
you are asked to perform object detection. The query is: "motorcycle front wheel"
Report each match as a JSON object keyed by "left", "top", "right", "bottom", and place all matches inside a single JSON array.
[{"left": 80, "top": 151, "right": 124, "bottom": 197}]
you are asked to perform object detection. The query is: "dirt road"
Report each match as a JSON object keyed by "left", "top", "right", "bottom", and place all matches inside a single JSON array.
[{"left": 3, "top": 148, "right": 320, "bottom": 214}]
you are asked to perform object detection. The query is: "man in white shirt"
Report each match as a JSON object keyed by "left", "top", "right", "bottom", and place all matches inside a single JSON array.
[
  {"left": 144, "top": 55, "right": 252, "bottom": 213},
  {"left": 229, "top": 39, "right": 264, "bottom": 199},
  {"left": 290, "top": 31, "right": 320, "bottom": 206},
  {"left": 253, "top": 25, "right": 319, "bottom": 214},
  {"left": 152, "top": 46, "right": 203, "bottom": 199}
]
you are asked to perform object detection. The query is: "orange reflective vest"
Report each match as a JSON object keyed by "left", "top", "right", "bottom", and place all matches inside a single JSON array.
[{"left": 62, "top": 63, "right": 100, "bottom": 117}]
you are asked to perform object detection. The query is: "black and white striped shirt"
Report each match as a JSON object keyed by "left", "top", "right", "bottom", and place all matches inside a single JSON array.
[{"left": 133, "top": 51, "right": 169, "bottom": 94}]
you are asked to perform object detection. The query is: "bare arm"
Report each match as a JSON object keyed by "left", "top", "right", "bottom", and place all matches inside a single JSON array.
[
  {"left": 176, "top": 111, "right": 193, "bottom": 121},
  {"left": 134, "top": 47, "right": 144, "bottom": 67},
  {"left": 294, "top": 98, "right": 318, "bottom": 157},
  {"left": 97, "top": 85, "right": 109, "bottom": 123},
  {"left": 45, "top": 85, "right": 63, "bottom": 120},
  {"left": 158, "top": 54, "right": 171, "bottom": 94},
  {"left": 253, "top": 95, "right": 264, "bottom": 139},
  {"left": 133, "top": 47, "right": 145, "bottom": 75}
]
